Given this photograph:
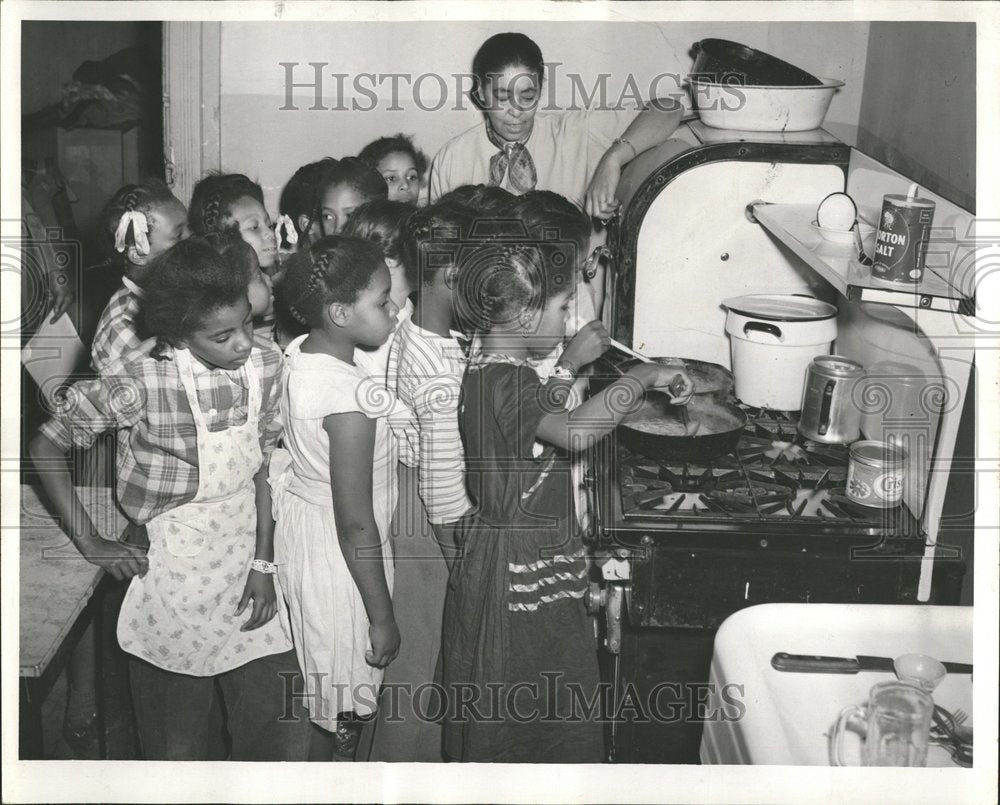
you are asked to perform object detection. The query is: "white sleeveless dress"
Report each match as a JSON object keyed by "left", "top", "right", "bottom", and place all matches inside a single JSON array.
[{"left": 270, "top": 335, "right": 410, "bottom": 730}]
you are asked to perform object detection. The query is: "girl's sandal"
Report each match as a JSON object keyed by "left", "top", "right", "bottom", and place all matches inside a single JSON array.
[
  {"left": 62, "top": 711, "right": 102, "bottom": 759},
  {"left": 331, "top": 719, "right": 362, "bottom": 761}
]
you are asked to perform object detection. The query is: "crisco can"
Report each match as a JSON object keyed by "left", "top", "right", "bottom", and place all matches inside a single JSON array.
[
  {"left": 871, "top": 193, "right": 935, "bottom": 285},
  {"left": 847, "top": 440, "right": 907, "bottom": 508}
]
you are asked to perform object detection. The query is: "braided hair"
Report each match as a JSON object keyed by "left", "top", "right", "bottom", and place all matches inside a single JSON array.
[
  {"left": 456, "top": 195, "right": 580, "bottom": 332},
  {"left": 139, "top": 237, "right": 248, "bottom": 359},
  {"left": 279, "top": 157, "right": 334, "bottom": 240},
  {"left": 189, "top": 172, "right": 265, "bottom": 236},
  {"left": 400, "top": 202, "right": 474, "bottom": 291},
  {"left": 98, "top": 179, "right": 178, "bottom": 265},
  {"left": 511, "top": 189, "right": 591, "bottom": 270},
  {"left": 278, "top": 235, "right": 385, "bottom": 330},
  {"left": 309, "top": 157, "right": 388, "bottom": 234}
]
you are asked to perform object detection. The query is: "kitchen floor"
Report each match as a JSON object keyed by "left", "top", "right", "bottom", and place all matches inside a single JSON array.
[
  {"left": 39, "top": 669, "right": 81, "bottom": 759},
  {"left": 32, "top": 588, "right": 141, "bottom": 761},
  {"left": 36, "top": 653, "right": 140, "bottom": 760}
]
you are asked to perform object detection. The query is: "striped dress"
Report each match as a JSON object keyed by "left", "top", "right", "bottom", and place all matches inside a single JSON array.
[{"left": 440, "top": 358, "right": 604, "bottom": 763}]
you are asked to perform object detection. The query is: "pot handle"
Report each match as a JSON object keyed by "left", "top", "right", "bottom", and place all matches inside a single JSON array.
[
  {"left": 818, "top": 380, "right": 835, "bottom": 436},
  {"left": 742, "top": 321, "right": 783, "bottom": 342}
]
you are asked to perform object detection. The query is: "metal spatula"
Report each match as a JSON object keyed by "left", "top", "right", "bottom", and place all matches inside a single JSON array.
[
  {"left": 608, "top": 338, "right": 698, "bottom": 435},
  {"left": 668, "top": 374, "right": 699, "bottom": 436}
]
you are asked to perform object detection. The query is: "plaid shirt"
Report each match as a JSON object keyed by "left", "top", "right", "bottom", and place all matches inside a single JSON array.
[
  {"left": 40, "top": 337, "right": 284, "bottom": 524},
  {"left": 91, "top": 280, "right": 143, "bottom": 372}
]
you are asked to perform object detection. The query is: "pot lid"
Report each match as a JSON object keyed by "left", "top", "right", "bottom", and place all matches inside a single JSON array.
[
  {"left": 723, "top": 294, "right": 838, "bottom": 322},
  {"left": 813, "top": 355, "right": 865, "bottom": 377},
  {"left": 850, "top": 440, "right": 907, "bottom": 466}
]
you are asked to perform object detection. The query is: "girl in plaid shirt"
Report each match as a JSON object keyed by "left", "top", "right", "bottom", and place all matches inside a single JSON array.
[
  {"left": 30, "top": 238, "right": 309, "bottom": 760},
  {"left": 90, "top": 180, "right": 190, "bottom": 372}
]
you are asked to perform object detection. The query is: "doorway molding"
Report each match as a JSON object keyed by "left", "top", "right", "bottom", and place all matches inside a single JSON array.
[{"left": 163, "top": 22, "right": 221, "bottom": 205}]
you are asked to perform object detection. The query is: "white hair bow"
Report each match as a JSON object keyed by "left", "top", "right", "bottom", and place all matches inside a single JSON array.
[
  {"left": 274, "top": 214, "right": 299, "bottom": 247},
  {"left": 114, "top": 209, "right": 150, "bottom": 256}
]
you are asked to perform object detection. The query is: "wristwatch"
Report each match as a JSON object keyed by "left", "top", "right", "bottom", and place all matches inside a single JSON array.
[
  {"left": 551, "top": 362, "right": 576, "bottom": 382},
  {"left": 250, "top": 559, "right": 277, "bottom": 575}
]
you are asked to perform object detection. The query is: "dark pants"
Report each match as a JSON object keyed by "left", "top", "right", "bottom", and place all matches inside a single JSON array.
[{"left": 129, "top": 650, "right": 311, "bottom": 761}]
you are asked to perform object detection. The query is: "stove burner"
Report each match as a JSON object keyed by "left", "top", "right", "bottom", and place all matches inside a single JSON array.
[
  {"left": 762, "top": 439, "right": 808, "bottom": 463},
  {"left": 614, "top": 405, "right": 918, "bottom": 533}
]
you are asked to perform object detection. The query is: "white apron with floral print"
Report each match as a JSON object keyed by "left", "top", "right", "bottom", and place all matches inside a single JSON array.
[{"left": 117, "top": 348, "right": 293, "bottom": 675}]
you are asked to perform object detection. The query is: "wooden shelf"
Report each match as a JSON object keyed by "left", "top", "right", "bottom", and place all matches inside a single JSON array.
[{"left": 752, "top": 203, "right": 975, "bottom": 316}]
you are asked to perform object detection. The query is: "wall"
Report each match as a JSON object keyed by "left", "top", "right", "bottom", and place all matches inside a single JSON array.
[
  {"left": 857, "top": 22, "right": 976, "bottom": 212},
  {"left": 218, "top": 21, "right": 871, "bottom": 211}
]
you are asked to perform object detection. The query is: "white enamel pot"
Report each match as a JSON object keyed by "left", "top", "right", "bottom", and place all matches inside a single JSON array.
[
  {"left": 723, "top": 294, "right": 838, "bottom": 411},
  {"left": 689, "top": 77, "right": 844, "bottom": 132}
]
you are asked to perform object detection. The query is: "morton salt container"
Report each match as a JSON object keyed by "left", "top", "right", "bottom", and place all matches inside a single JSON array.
[
  {"left": 847, "top": 440, "right": 907, "bottom": 508},
  {"left": 871, "top": 184, "right": 936, "bottom": 285},
  {"left": 723, "top": 294, "right": 838, "bottom": 411}
]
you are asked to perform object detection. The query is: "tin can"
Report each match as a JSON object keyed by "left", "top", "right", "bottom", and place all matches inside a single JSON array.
[
  {"left": 871, "top": 194, "right": 935, "bottom": 285},
  {"left": 847, "top": 440, "right": 907, "bottom": 508}
]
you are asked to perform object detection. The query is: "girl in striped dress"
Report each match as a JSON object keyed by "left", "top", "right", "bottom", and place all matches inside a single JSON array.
[{"left": 441, "top": 236, "right": 692, "bottom": 763}]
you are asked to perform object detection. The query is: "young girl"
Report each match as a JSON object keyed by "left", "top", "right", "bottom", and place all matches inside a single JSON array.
[
  {"left": 510, "top": 191, "right": 605, "bottom": 536},
  {"left": 205, "top": 226, "right": 276, "bottom": 339},
  {"left": 90, "top": 179, "right": 190, "bottom": 371},
  {"left": 442, "top": 239, "right": 693, "bottom": 763},
  {"left": 268, "top": 236, "right": 410, "bottom": 761},
  {"left": 366, "top": 202, "right": 474, "bottom": 761},
  {"left": 358, "top": 134, "right": 427, "bottom": 206},
  {"left": 279, "top": 157, "right": 335, "bottom": 246},
  {"left": 313, "top": 157, "right": 388, "bottom": 237},
  {"left": 341, "top": 199, "right": 416, "bottom": 383},
  {"left": 189, "top": 172, "right": 280, "bottom": 276},
  {"left": 341, "top": 199, "right": 414, "bottom": 312},
  {"left": 29, "top": 238, "right": 310, "bottom": 760}
]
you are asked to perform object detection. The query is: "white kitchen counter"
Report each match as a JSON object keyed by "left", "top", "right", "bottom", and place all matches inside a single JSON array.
[{"left": 700, "top": 602, "right": 973, "bottom": 767}]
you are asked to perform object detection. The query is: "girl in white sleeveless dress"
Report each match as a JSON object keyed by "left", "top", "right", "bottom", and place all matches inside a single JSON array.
[{"left": 270, "top": 235, "right": 411, "bottom": 761}]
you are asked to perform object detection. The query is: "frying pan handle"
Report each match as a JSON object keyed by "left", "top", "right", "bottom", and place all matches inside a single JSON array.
[{"left": 742, "top": 321, "right": 783, "bottom": 341}]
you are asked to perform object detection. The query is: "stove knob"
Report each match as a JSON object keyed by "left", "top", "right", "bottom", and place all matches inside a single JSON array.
[{"left": 584, "top": 583, "right": 607, "bottom": 615}]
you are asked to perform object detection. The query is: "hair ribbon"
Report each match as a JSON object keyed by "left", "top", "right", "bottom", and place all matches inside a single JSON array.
[
  {"left": 114, "top": 209, "right": 150, "bottom": 256},
  {"left": 275, "top": 214, "right": 299, "bottom": 247}
]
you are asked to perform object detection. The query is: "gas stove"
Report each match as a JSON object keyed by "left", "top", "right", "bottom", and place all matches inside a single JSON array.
[
  {"left": 613, "top": 406, "right": 921, "bottom": 539},
  {"left": 585, "top": 402, "right": 930, "bottom": 635}
]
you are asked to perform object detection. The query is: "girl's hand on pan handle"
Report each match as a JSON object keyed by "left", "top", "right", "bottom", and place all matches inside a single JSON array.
[
  {"left": 626, "top": 364, "right": 693, "bottom": 402},
  {"left": 659, "top": 368, "right": 695, "bottom": 404}
]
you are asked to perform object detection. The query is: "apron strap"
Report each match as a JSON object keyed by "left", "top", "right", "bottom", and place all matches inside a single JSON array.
[{"left": 174, "top": 348, "right": 262, "bottom": 433}]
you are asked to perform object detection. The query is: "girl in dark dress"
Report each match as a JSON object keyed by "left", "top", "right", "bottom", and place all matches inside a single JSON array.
[{"left": 441, "top": 235, "right": 693, "bottom": 763}]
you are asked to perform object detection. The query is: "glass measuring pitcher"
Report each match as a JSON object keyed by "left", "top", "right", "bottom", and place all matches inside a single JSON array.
[{"left": 831, "top": 681, "right": 933, "bottom": 766}]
